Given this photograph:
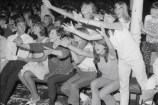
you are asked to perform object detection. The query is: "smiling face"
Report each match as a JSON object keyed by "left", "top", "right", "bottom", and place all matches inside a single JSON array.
[
  {"left": 49, "top": 29, "right": 59, "bottom": 41},
  {"left": 94, "top": 42, "right": 106, "bottom": 55},
  {"left": 81, "top": 4, "right": 93, "bottom": 19},
  {"left": 114, "top": 4, "right": 123, "bottom": 19}
]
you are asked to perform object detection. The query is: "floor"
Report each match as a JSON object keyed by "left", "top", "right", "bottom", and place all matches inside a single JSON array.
[{"left": 7, "top": 84, "right": 137, "bottom": 105}]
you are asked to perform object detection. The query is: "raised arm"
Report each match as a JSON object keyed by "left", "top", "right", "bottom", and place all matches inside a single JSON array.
[
  {"left": 42, "top": 0, "right": 74, "bottom": 20},
  {"left": 97, "top": 27, "right": 116, "bottom": 58},
  {"left": 62, "top": 22, "right": 103, "bottom": 41},
  {"left": 73, "top": 12, "right": 123, "bottom": 30}
]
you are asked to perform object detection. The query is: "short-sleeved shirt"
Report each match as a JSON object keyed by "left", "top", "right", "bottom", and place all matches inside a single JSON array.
[
  {"left": 145, "top": 15, "right": 158, "bottom": 43},
  {"left": 29, "top": 42, "right": 73, "bottom": 75}
]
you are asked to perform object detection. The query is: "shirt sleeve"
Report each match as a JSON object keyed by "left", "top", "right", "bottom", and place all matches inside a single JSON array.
[
  {"left": 29, "top": 42, "right": 54, "bottom": 53},
  {"left": 58, "top": 47, "right": 70, "bottom": 59}
]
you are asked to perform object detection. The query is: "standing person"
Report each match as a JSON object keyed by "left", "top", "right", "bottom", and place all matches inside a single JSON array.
[
  {"left": 140, "top": 2, "right": 158, "bottom": 77},
  {"left": 18, "top": 23, "right": 49, "bottom": 105},
  {"left": 72, "top": 2, "right": 147, "bottom": 105},
  {"left": 0, "top": 18, "right": 34, "bottom": 105}
]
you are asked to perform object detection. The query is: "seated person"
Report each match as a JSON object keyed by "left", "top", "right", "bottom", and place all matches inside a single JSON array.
[
  {"left": 18, "top": 23, "right": 49, "bottom": 104},
  {"left": 16, "top": 27, "right": 75, "bottom": 105},
  {"left": 60, "top": 27, "right": 97, "bottom": 105}
]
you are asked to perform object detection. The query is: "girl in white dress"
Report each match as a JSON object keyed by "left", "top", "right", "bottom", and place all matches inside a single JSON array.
[{"left": 18, "top": 23, "right": 49, "bottom": 105}]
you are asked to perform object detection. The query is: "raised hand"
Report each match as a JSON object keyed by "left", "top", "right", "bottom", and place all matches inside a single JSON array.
[
  {"left": 62, "top": 21, "right": 76, "bottom": 33},
  {"left": 42, "top": 0, "right": 52, "bottom": 9},
  {"left": 59, "top": 39, "right": 71, "bottom": 48},
  {"left": 73, "top": 11, "right": 87, "bottom": 23}
]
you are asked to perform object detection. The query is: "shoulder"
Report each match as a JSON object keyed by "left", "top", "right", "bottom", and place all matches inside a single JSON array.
[{"left": 7, "top": 34, "right": 17, "bottom": 41}]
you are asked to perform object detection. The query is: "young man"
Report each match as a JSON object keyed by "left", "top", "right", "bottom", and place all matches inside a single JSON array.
[{"left": 0, "top": 18, "right": 34, "bottom": 105}]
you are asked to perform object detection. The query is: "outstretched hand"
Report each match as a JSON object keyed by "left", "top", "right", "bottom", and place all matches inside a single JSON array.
[
  {"left": 73, "top": 11, "right": 86, "bottom": 23},
  {"left": 62, "top": 21, "right": 76, "bottom": 33},
  {"left": 42, "top": 0, "right": 52, "bottom": 8},
  {"left": 59, "top": 38, "right": 71, "bottom": 48}
]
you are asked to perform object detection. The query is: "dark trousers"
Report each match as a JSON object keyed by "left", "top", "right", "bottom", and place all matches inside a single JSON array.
[
  {"left": 142, "top": 41, "right": 158, "bottom": 76},
  {"left": 0, "top": 60, "right": 26, "bottom": 104},
  {"left": 47, "top": 70, "right": 75, "bottom": 105}
]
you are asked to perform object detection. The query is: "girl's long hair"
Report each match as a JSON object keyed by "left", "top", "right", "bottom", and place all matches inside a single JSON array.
[
  {"left": 93, "top": 39, "right": 109, "bottom": 64},
  {"left": 115, "top": 2, "right": 130, "bottom": 22}
]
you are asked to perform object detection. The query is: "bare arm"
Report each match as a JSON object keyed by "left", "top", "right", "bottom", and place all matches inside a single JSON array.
[
  {"left": 28, "top": 54, "right": 48, "bottom": 62},
  {"left": 142, "top": 28, "right": 158, "bottom": 38},
  {"left": 73, "top": 13, "right": 123, "bottom": 30},
  {"left": 68, "top": 45, "right": 93, "bottom": 58},
  {"left": 43, "top": 0, "right": 74, "bottom": 20}
]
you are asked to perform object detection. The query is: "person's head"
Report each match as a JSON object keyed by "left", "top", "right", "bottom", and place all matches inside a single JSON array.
[
  {"left": 23, "top": 9, "right": 32, "bottom": 20},
  {"left": 33, "top": 22, "right": 48, "bottom": 38},
  {"left": 0, "top": 15, "right": 7, "bottom": 26},
  {"left": 81, "top": 1, "right": 96, "bottom": 19},
  {"left": 114, "top": 2, "right": 130, "bottom": 22},
  {"left": 93, "top": 39, "right": 109, "bottom": 63},
  {"left": 16, "top": 18, "right": 26, "bottom": 35},
  {"left": 28, "top": 14, "right": 41, "bottom": 28},
  {"left": 150, "top": 2, "right": 158, "bottom": 19},
  {"left": 49, "top": 27, "right": 67, "bottom": 41},
  {"left": 104, "top": 11, "right": 117, "bottom": 23},
  {"left": 94, "top": 39, "right": 108, "bottom": 56},
  {"left": 54, "top": 16, "right": 64, "bottom": 27},
  {"left": 44, "top": 14, "right": 54, "bottom": 26}
]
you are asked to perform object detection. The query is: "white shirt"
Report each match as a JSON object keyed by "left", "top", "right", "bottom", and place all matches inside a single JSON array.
[
  {"left": 110, "top": 19, "right": 142, "bottom": 61},
  {"left": 6, "top": 33, "right": 34, "bottom": 60},
  {"left": 0, "top": 35, "right": 8, "bottom": 60},
  {"left": 78, "top": 43, "right": 96, "bottom": 72}
]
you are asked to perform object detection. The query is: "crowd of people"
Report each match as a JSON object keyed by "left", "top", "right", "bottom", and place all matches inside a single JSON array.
[{"left": 0, "top": 0, "right": 158, "bottom": 105}]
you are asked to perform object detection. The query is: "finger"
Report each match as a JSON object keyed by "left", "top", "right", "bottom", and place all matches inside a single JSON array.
[{"left": 70, "top": 21, "right": 74, "bottom": 27}]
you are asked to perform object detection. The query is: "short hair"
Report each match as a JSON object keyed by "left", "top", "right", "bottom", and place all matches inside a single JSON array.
[
  {"left": 44, "top": 14, "right": 54, "bottom": 25},
  {"left": 15, "top": 17, "right": 26, "bottom": 27},
  {"left": 151, "top": 2, "right": 158, "bottom": 9},
  {"left": 81, "top": 1, "right": 97, "bottom": 13}
]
